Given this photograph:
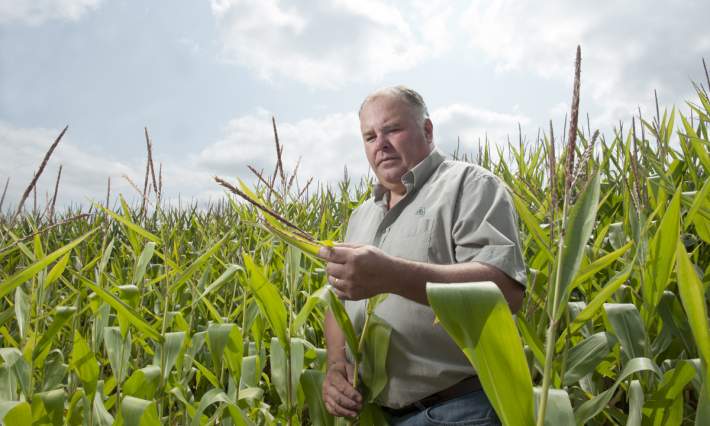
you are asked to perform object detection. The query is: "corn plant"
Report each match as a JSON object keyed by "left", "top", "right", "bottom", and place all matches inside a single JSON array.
[
  {"left": 427, "top": 55, "right": 710, "bottom": 425},
  {"left": 0, "top": 56, "right": 708, "bottom": 425}
]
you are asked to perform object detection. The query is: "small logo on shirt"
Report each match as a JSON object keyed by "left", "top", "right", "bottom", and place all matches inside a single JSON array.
[{"left": 415, "top": 207, "right": 425, "bottom": 216}]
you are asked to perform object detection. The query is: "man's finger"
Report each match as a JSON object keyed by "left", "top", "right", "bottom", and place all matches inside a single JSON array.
[
  {"left": 327, "top": 365, "right": 361, "bottom": 402},
  {"left": 325, "top": 400, "right": 355, "bottom": 418},
  {"left": 319, "top": 246, "right": 351, "bottom": 264},
  {"left": 341, "top": 383, "right": 362, "bottom": 403},
  {"left": 335, "top": 242, "right": 362, "bottom": 249},
  {"left": 330, "top": 286, "right": 349, "bottom": 300},
  {"left": 334, "top": 378, "right": 362, "bottom": 403},
  {"left": 330, "top": 275, "right": 350, "bottom": 291},
  {"left": 325, "top": 385, "right": 361, "bottom": 413},
  {"left": 328, "top": 399, "right": 358, "bottom": 418},
  {"left": 325, "top": 262, "right": 346, "bottom": 278}
]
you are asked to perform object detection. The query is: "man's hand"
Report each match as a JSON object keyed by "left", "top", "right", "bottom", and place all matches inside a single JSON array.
[
  {"left": 319, "top": 244, "right": 394, "bottom": 300},
  {"left": 322, "top": 361, "right": 363, "bottom": 418}
]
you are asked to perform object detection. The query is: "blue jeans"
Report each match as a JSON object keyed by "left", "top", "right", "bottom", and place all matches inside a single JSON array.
[{"left": 385, "top": 389, "right": 501, "bottom": 426}]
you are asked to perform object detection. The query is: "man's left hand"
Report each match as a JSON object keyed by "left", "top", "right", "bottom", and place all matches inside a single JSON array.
[{"left": 318, "top": 244, "right": 395, "bottom": 300}]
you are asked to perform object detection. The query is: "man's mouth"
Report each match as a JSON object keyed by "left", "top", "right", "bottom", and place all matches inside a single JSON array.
[{"left": 378, "top": 157, "right": 399, "bottom": 166}]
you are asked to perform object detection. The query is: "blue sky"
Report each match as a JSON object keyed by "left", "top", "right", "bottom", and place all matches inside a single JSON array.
[{"left": 1, "top": 0, "right": 709, "bottom": 210}]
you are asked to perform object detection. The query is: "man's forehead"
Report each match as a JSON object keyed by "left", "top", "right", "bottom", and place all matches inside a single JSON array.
[
  {"left": 359, "top": 96, "right": 412, "bottom": 127},
  {"left": 361, "top": 93, "right": 407, "bottom": 112}
]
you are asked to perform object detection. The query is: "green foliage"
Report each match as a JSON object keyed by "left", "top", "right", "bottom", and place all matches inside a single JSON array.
[{"left": 0, "top": 75, "right": 708, "bottom": 425}]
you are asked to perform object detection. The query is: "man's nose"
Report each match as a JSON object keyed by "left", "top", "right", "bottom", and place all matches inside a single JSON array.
[{"left": 374, "top": 133, "right": 391, "bottom": 150}]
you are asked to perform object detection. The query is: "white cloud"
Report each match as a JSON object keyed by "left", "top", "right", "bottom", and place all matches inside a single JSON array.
[
  {"left": 0, "top": 122, "right": 218, "bottom": 211},
  {"left": 195, "top": 109, "right": 368, "bottom": 185},
  {"left": 432, "top": 104, "right": 530, "bottom": 154},
  {"left": 196, "top": 103, "right": 529, "bottom": 188},
  {"left": 0, "top": 122, "right": 137, "bottom": 212},
  {"left": 210, "top": 0, "right": 453, "bottom": 88},
  {"left": 0, "top": 101, "right": 535, "bottom": 211},
  {"left": 461, "top": 0, "right": 710, "bottom": 125},
  {"left": 0, "top": 0, "right": 102, "bottom": 25}
]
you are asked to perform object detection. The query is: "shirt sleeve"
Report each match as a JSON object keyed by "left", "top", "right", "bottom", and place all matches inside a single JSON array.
[{"left": 452, "top": 171, "right": 527, "bottom": 287}]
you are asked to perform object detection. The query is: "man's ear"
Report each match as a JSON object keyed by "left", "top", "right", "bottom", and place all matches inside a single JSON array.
[{"left": 424, "top": 118, "right": 433, "bottom": 144}]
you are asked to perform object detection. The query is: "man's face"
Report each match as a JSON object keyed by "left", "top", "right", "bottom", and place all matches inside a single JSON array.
[{"left": 359, "top": 95, "right": 433, "bottom": 192}]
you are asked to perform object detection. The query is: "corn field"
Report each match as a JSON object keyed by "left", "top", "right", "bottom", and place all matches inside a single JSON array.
[{"left": 0, "top": 61, "right": 709, "bottom": 425}]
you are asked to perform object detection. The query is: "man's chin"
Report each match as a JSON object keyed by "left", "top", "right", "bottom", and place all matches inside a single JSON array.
[{"left": 376, "top": 170, "right": 407, "bottom": 186}]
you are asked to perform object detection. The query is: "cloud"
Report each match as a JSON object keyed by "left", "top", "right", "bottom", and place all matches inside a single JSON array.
[
  {"left": 195, "top": 109, "right": 368, "bottom": 185},
  {"left": 0, "top": 104, "right": 536, "bottom": 211},
  {"left": 210, "top": 0, "right": 453, "bottom": 88},
  {"left": 432, "top": 104, "right": 531, "bottom": 153},
  {"left": 0, "top": 122, "right": 217, "bottom": 211},
  {"left": 0, "top": 122, "right": 137, "bottom": 211},
  {"left": 0, "top": 0, "right": 102, "bottom": 25},
  {"left": 461, "top": 0, "right": 710, "bottom": 124},
  {"left": 195, "top": 103, "right": 529, "bottom": 188}
]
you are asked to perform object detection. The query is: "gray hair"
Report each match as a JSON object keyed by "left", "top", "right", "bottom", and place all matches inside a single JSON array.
[{"left": 359, "top": 85, "right": 430, "bottom": 125}]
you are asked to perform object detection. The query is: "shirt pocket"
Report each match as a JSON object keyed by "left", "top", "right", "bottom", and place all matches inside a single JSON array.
[
  {"left": 395, "top": 216, "right": 433, "bottom": 262},
  {"left": 404, "top": 216, "right": 433, "bottom": 237}
]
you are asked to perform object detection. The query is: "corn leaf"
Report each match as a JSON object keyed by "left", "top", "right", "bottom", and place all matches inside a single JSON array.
[
  {"left": 0, "top": 228, "right": 97, "bottom": 300},
  {"left": 154, "top": 331, "right": 185, "bottom": 381},
  {"left": 103, "top": 327, "right": 132, "bottom": 383},
  {"left": 98, "top": 202, "right": 160, "bottom": 243},
  {"left": 575, "top": 357, "right": 662, "bottom": 424},
  {"left": 301, "top": 370, "right": 335, "bottom": 426},
  {"left": 93, "top": 381, "right": 115, "bottom": 426},
  {"left": 77, "top": 277, "right": 163, "bottom": 343},
  {"left": 123, "top": 366, "right": 161, "bottom": 400},
  {"left": 646, "top": 187, "right": 681, "bottom": 308},
  {"left": 292, "top": 286, "right": 327, "bottom": 333},
  {"left": 132, "top": 242, "right": 155, "bottom": 286},
  {"left": 207, "top": 323, "right": 235, "bottom": 378},
  {"left": 512, "top": 193, "right": 554, "bottom": 262},
  {"left": 34, "top": 388, "right": 66, "bottom": 426},
  {"left": 427, "top": 281, "right": 535, "bottom": 426},
  {"left": 191, "top": 387, "right": 247, "bottom": 426},
  {"left": 33, "top": 306, "right": 76, "bottom": 360},
  {"left": 242, "top": 254, "right": 289, "bottom": 348},
  {"left": 533, "top": 387, "right": 575, "bottom": 426},
  {"left": 605, "top": 303, "right": 649, "bottom": 360},
  {"left": 645, "top": 361, "right": 696, "bottom": 425},
  {"left": 118, "top": 396, "right": 160, "bottom": 426},
  {"left": 554, "top": 172, "right": 601, "bottom": 320},
  {"left": 570, "top": 241, "right": 632, "bottom": 289},
  {"left": 195, "top": 264, "right": 242, "bottom": 305},
  {"left": 568, "top": 261, "right": 634, "bottom": 335},
  {"left": 325, "top": 288, "right": 359, "bottom": 362},
  {"left": 70, "top": 331, "right": 99, "bottom": 400},
  {"left": 223, "top": 326, "right": 244, "bottom": 386},
  {"left": 270, "top": 337, "right": 304, "bottom": 408},
  {"left": 359, "top": 313, "right": 391, "bottom": 402},
  {"left": 45, "top": 251, "right": 71, "bottom": 288},
  {"left": 563, "top": 332, "right": 617, "bottom": 386},
  {"left": 627, "top": 380, "right": 644, "bottom": 426},
  {"left": 0, "top": 400, "right": 31, "bottom": 426},
  {"left": 171, "top": 234, "right": 230, "bottom": 293},
  {"left": 675, "top": 240, "right": 710, "bottom": 425},
  {"left": 0, "top": 348, "right": 31, "bottom": 399}
]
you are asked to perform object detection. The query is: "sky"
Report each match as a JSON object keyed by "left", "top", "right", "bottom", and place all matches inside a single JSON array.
[{"left": 1, "top": 0, "right": 709, "bottom": 211}]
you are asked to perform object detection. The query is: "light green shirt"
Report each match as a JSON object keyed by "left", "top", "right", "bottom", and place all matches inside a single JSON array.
[{"left": 344, "top": 148, "right": 527, "bottom": 408}]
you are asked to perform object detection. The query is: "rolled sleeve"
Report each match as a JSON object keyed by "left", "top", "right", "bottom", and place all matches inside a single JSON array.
[{"left": 452, "top": 173, "right": 527, "bottom": 287}]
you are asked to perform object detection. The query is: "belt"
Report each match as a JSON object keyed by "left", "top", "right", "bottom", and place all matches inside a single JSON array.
[{"left": 382, "top": 376, "right": 483, "bottom": 417}]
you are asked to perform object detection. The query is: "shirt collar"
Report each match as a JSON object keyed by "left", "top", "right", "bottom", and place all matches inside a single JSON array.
[{"left": 374, "top": 148, "right": 446, "bottom": 205}]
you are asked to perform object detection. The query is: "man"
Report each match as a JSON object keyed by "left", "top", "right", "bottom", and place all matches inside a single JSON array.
[{"left": 319, "top": 86, "right": 526, "bottom": 425}]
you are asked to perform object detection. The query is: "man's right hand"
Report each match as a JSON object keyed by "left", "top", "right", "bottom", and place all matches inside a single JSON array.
[{"left": 322, "top": 361, "right": 363, "bottom": 418}]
